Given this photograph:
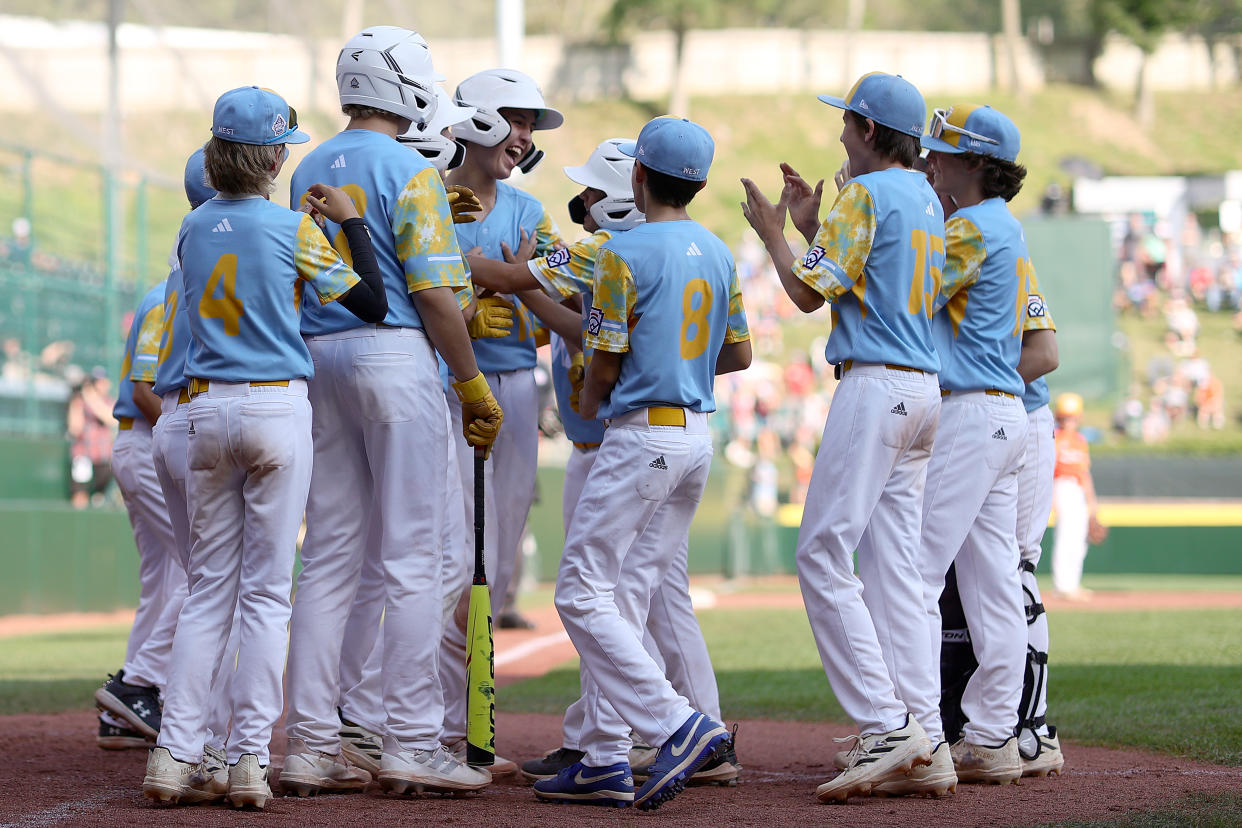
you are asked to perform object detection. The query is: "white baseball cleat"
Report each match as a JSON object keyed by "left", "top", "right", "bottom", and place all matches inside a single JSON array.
[
  {"left": 1021, "top": 727, "right": 1066, "bottom": 778},
  {"left": 377, "top": 745, "right": 491, "bottom": 795},
  {"left": 951, "top": 735, "right": 1022, "bottom": 784},
  {"left": 227, "top": 754, "right": 272, "bottom": 809},
  {"left": 142, "top": 746, "right": 225, "bottom": 804},
  {"left": 814, "top": 715, "right": 933, "bottom": 803},
  {"left": 445, "top": 737, "right": 518, "bottom": 776},
  {"left": 338, "top": 712, "right": 383, "bottom": 775},
  {"left": 872, "top": 741, "right": 958, "bottom": 798},
  {"left": 280, "top": 741, "right": 372, "bottom": 796}
]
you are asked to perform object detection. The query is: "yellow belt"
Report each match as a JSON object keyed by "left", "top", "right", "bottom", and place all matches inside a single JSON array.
[
  {"left": 117, "top": 417, "right": 134, "bottom": 430},
  {"left": 188, "top": 378, "right": 290, "bottom": 398},
  {"left": 572, "top": 441, "right": 602, "bottom": 451},
  {"left": 648, "top": 406, "right": 686, "bottom": 427},
  {"left": 177, "top": 388, "right": 192, "bottom": 405},
  {"left": 838, "top": 360, "right": 924, "bottom": 379},
  {"left": 942, "top": 388, "right": 1016, "bottom": 399}
]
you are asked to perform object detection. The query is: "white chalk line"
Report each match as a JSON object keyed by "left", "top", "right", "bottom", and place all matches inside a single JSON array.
[
  {"left": 495, "top": 631, "right": 571, "bottom": 667},
  {"left": 0, "top": 789, "right": 117, "bottom": 828}
]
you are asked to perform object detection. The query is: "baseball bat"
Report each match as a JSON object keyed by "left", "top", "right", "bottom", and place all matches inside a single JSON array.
[{"left": 465, "top": 448, "right": 496, "bottom": 767}]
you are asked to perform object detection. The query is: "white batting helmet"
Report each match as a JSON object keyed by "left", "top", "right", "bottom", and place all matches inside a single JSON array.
[
  {"left": 564, "top": 138, "right": 644, "bottom": 231},
  {"left": 337, "top": 26, "right": 440, "bottom": 127},
  {"left": 453, "top": 68, "right": 563, "bottom": 172},
  {"left": 398, "top": 86, "right": 475, "bottom": 172}
]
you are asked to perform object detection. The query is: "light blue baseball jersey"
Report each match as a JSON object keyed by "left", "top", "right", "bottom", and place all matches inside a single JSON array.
[
  {"left": 293, "top": 128, "right": 469, "bottom": 335},
  {"left": 1020, "top": 256, "right": 1057, "bottom": 412},
  {"left": 791, "top": 168, "right": 943, "bottom": 373},
  {"left": 153, "top": 260, "right": 190, "bottom": 396},
  {"left": 456, "top": 181, "right": 562, "bottom": 373},
  {"left": 532, "top": 229, "right": 617, "bottom": 446},
  {"left": 587, "top": 221, "right": 749, "bottom": 419},
  {"left": 931, "top": 198, "right": 1027, "bottom": 395},
  {"left": 178, "top": 196, "right": 359, "bottom": 382},
  {"left": 112, "top": 280, "right": 167, "bottom": 420}
]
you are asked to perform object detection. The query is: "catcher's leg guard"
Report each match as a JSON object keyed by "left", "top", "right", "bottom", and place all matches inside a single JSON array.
[
  {"left": 938, "top": 564, "right": 978, "bottom": 745},
  {"left": 1018, "top": 560, "right": 1051, "bottom": 758}
]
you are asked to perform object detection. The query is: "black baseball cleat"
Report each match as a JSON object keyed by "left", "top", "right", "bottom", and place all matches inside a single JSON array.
[
  {"left": 689, "top": 723, "right": 741, "bottom": 786},
  {"left": 94, "top": 669, "right": 162, "bottom": 738},
  {"left": 521, "top": 747, "right": 587, "bottom": 782},
  {"left": 96, "top": 716, "right": 152, "bottom": 750}
]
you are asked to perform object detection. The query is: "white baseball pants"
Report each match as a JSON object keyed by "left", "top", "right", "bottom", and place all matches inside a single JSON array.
[
  {"left": 440, "top": 368, "right": 538, "bottom": 744},
  {"left": 1018, "top": 404, "right": 1055, "bottom": 750},
  {"left": 796, "top": 364, "right": 940, "bottom": 737},
  {"left": 157, "top": 380, "right": 311, "bottom": 765},
  {"left": 112, "top": 420, "right": 184, "bottom": 691},
  {"left": 558, "top": 445, "right": 722, "bottom": 751},
  {"left": 151, "top": 391, "right": 238, "bottom": 751},
  {"left": 1051, "top": 478, "right": 1089, "bottom": 595},
  {"left": 285, "top": 326, "right": 447, "bottom": 755},
  {"left": 557, "top": 410, "right": 713, "bottom": 767},
  {"left": 911, "top": 391, "right": 1029, "bottom": 747}
]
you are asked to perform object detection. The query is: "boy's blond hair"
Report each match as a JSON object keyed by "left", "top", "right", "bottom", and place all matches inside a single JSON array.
[{"left": 203, "top": 136, "right": 281, "bottom": 196}]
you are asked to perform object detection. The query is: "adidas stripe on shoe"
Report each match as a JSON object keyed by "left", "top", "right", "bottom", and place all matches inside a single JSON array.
[{"left": 815, "top": 714, "right": 932, "bottom": 803}]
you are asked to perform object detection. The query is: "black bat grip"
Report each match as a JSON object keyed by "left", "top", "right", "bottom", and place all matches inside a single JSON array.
[{"left": 473, "top": 449, "right": 487, "bottom": 584}]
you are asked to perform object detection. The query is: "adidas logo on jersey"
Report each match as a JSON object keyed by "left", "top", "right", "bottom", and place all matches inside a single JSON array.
[
  {"left": 890, "top": 402, "right": 907, "bottom": 416},
  {"left": 992, "top": 428, "right": 1007, "bottom": 440},
  {"left": 212, "top": 218, "right": 234, "bottom": 233},
  {"left": 330, "top": 154, "right": 347, "bottom": 169},
  {"left": 925, "top": 201, "right": 936, "bottom": 216},
  {"left": 649, "top": 455, "right": 668, "bottom": 470},
  {"left": 686, "top": 242, "right": 703, "bottom": 257}
]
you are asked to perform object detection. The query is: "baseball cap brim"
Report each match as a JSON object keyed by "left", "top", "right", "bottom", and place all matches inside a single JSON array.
[
  {"left": 535, "top": 107, "right": 565, "bottom": 131},
  {"left": 616, "top": 140, "right": 638, "bottom": 159},
  {"left": 920, "top": 134, "right": 964, "bottom": 154},
  {"left": 817, "top": 94, "right": 849, "bottom": 111},
  {"left": 280, "top": 129, "right": 310, "bottom": 144}
]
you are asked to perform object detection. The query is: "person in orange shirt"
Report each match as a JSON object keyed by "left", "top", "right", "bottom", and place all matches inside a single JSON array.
[{"left": 1051, "top": 393, "right": 1097, "bottom": 599}]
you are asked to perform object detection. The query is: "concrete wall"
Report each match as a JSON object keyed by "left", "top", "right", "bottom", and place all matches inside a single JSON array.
[{"left": 2, "top": 14, "right": 1237, "bottom": 116}]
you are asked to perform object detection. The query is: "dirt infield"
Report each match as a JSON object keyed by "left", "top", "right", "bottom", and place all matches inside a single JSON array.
[
  {"left": 3, "top": 709, "right": 1240, "bottom": 827},
  {"left": 3, "top": 583, "right": 1241, "bottom": 826}
]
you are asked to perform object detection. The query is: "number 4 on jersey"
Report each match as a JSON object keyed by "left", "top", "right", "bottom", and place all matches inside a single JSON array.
[{"left": 199, "top": 253, "right": 245, "bottom": 336}]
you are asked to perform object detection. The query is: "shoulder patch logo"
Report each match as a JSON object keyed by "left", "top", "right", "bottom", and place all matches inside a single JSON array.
[
  {"left": 891, "top": 401, "right": 907, "bottom": 416},
  {"left": 802, "top": 245, "right": 826, "bottom": 270},
  {"left": 546, "top": 248, "right": 571, "bottom": 268},
  {"left": 1026, "top": 293, "right": 1046, "bottom": 318},
  {"left": 587, "top": 307, "right": 604, "bottom": 336}
]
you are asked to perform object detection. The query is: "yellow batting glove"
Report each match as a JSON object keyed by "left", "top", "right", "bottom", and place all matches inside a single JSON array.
[
  {"left": 446, "top": 184, "right": 482, "bottom": 224},
  {"left": 568, "top": 351, "right": 586, "bottom": 414},
  {"left": 467, "top": 295, "right": 515, "bottom": 339},
  {"left": 452, "top": 372, "right": 504, "bottom": 457}
]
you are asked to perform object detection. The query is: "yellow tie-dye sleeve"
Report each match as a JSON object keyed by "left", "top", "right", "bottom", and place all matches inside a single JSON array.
[
  {"left": 533, "top": 210, "right": 565, "bottom": 258},
  {"left": 529, "top": 230, "right": 609, "bottom": 299},
  {"left": 295, "top": 213, "right": 359, "bottom": 305},
  {"left": 1022, "top": 259, "right": 1056, "bottom": 333},
  {"left": 394, "top": 167, "right": 471, "bottom": 294},
  {"left": 792, "top": 181, "right": 876, "bottom": 303},
  {"left": 934, "top": 215, "right": 987, "bottom": 312},
  {"left": 129, "top": 304, "right": 165, "bottom": 382},
  {"left": 724, "top": 262, "right": 750, "bottom": 344},
  {"left": 585, "top": 247, "right": 636, "bottom": 354},
  {"left": 454, "top": 281, "right": 475, "bottom": 312}
]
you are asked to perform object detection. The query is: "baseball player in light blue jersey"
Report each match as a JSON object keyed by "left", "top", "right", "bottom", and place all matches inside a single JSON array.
[
  {"left": 148, "top": 149, "right": 241, "bottom": 779},
  {"left": 281, "top": 26, "right": 501, "bottom": 798},
  {"left": 862, "top": 103, "right": 1028, "bottom": 793},
  {"left": 142, "top": 85, "right": 388, "bottom": 810},
  {"left": 438, "top": 67, "right": 564, "bottom": 765},
  {"left": 742, "top": 72, "right": 942, "bottom": 802},
  {"left": 94, "top": 277, "right": 181, "bottom": 750},
  {"left": 535, "top": 117, "right": 750, "bottom": 811}
]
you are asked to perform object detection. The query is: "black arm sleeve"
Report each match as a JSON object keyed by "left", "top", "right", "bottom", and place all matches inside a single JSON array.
[{"left": 335, "top": 218, "right": 389, "bottom": 323}]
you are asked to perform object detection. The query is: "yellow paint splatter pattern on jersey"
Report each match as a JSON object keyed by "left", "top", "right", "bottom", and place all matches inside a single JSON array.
[
  {"left": 724, "top": 264, "right": 750, "bottom": 344},
  {"left": 129, "top": 304, "right": 165, "bottom": 382},
  {"left": 1022, "top": 259, "right": 1056, "bottom": 333},
  {"left": 295, "top": 213, "right": 359, "bottom": 305},
  {"left": 533, "top": 210, "right": 565, "bottom": 258},
  {"left": 395, "top": 167, "right": 471, "bottom": 293},
  {"left": 534, "top": 230, "right": 611, "bottom": 298},
  {"left": 941, "top": 215, "right": 988, "bottom": 338},
  {"left": 586, "top": 247, "right": 636, "bottom": 354},
  {"left": 793, "top": 181, "right": 876, "bottom": 303}
]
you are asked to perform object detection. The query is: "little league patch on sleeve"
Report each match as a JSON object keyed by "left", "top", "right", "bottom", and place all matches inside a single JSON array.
[
  {"left": 1027, "top": 293, "right": 1047, "bottom": 318},
  {"left": 802, "top": 246, "right": 826, "bottom": 270},
  {"left": 545, "top": 248, "right": 571, "bottom": 268},
  {"left": 587, "top": 307, "right": 604, "bottom": 336}
]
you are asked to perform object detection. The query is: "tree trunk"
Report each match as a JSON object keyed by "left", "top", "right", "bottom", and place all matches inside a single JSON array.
[
  {"left": 669, "top": 23, "right": 689, "bottom": 118},
  {"left": 1134, "top": 50, "right": 1153, "bottom": 128},
  {"left": 1002, "top": 0, "right": 1026, "bottom": 101}
]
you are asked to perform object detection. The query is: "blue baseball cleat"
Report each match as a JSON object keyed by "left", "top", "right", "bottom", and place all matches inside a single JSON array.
[
  {"left": 634, "top": 712, "right": 728, "bottom": 810},
  {"left": 533, "top": 760, "right": 634, "bottom": 807}
]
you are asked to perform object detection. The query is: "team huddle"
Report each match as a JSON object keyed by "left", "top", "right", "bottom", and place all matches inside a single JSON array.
[{"left": 91, "top": 22, "right": 1064, "bottom": 814}]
